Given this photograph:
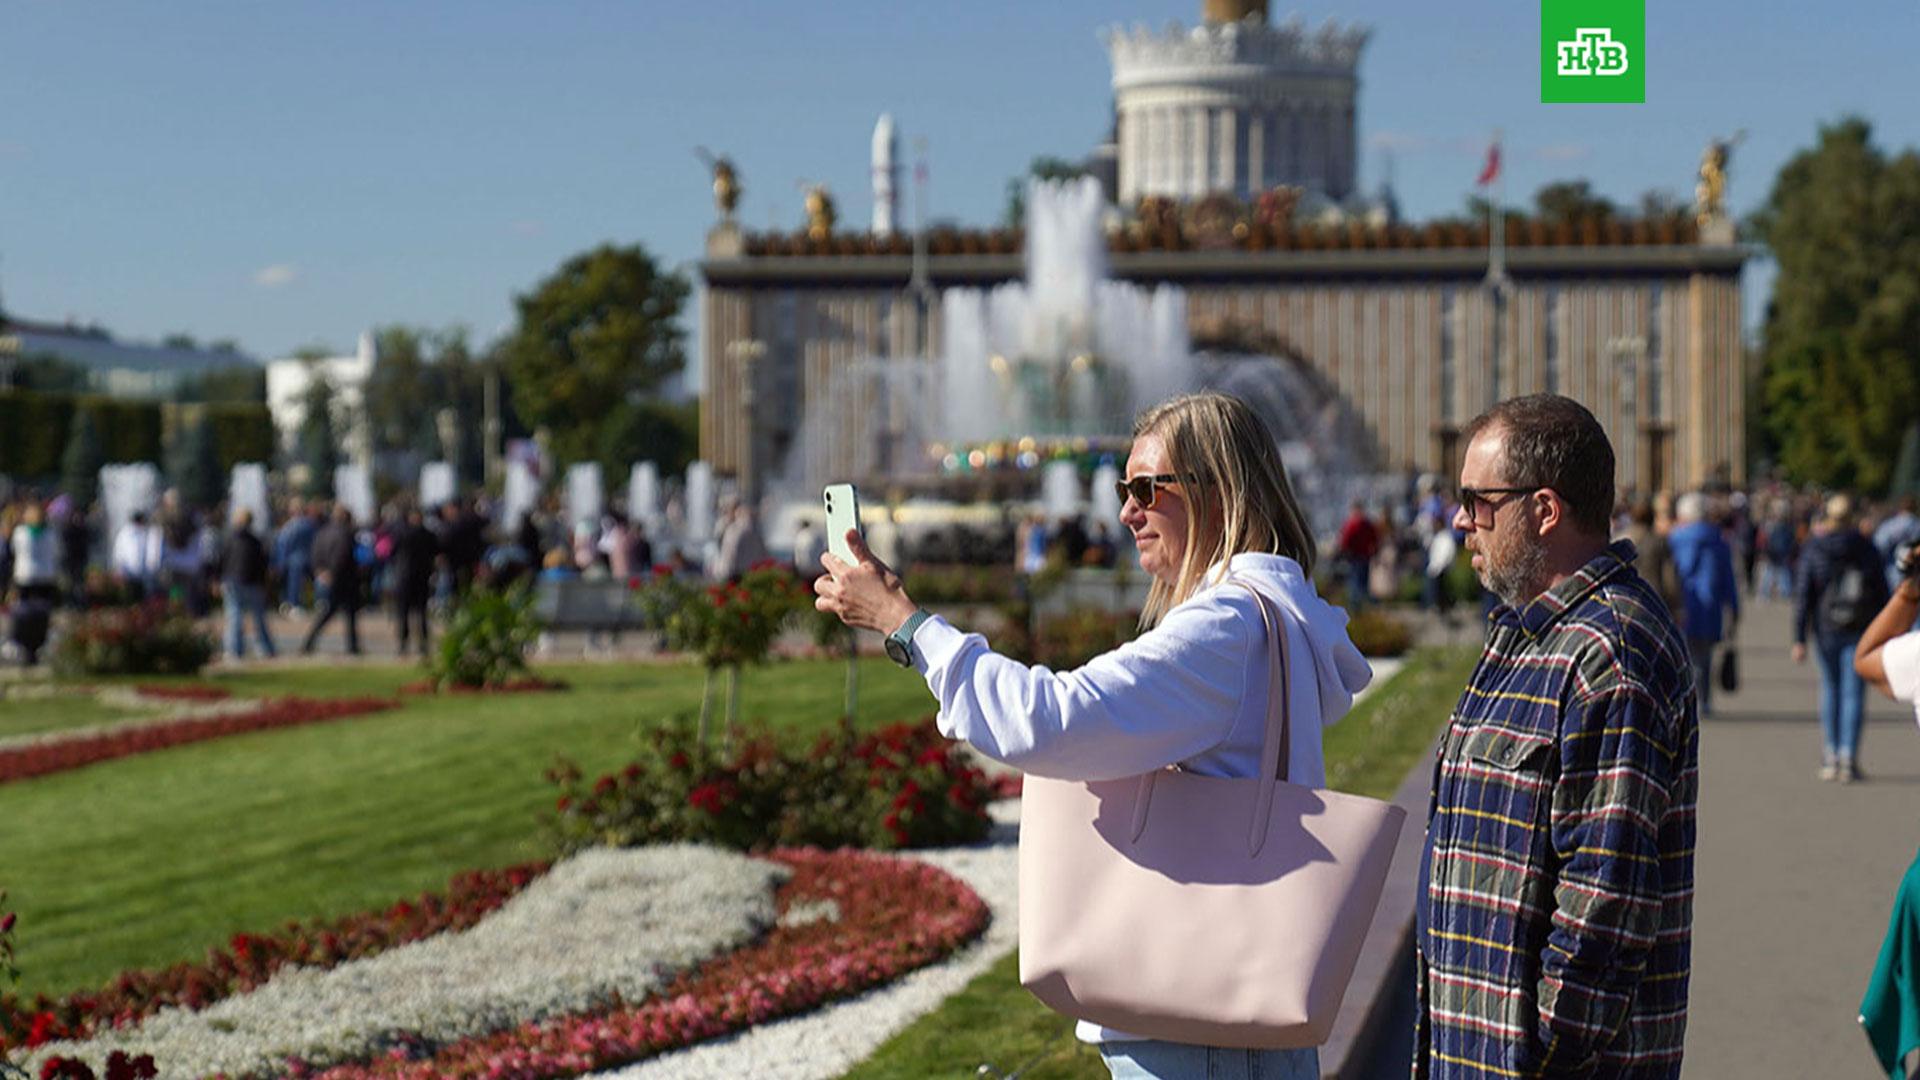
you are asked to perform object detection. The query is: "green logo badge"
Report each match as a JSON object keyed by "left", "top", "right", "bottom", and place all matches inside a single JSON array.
[{"left": 1541, "top": 0, "right": 1645, "bottom": 103}]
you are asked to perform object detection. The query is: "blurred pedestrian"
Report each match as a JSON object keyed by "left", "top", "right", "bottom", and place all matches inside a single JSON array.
[
  {"left": 217, "top": 507, "right": 276, "bottom": 659},
  {"left": 1793, "top": 494, "right": 1887, "bottom": 782},
  {"left": 1669, "top": 492, "right": 1741, "bottom": 716},
  {"left": 301, "top": 505, "right": 363, "bottom": 656}
]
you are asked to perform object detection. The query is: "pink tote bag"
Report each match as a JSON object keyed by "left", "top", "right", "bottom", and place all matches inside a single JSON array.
[{"left": 1018, "top": 580, "right": 1407, "bottom": 1049}]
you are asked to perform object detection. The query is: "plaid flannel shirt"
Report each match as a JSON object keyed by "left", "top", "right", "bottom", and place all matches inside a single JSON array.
[{"left": 1415, "top": 540, "right": 1698, "bottom": 1079}]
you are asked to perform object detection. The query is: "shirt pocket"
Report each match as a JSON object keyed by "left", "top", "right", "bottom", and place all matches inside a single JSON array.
[{"left": 1455, "top": 725, "right": 1556, "bottom": 876}]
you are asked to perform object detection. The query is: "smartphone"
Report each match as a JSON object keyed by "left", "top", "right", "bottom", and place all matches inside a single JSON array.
[{"left": 823, "top": 483, "right": 864, "bottom": 565}]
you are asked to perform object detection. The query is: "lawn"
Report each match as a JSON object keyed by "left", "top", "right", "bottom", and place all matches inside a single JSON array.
[
  {"left": 839, "top": 645, "right": 1479, "bottom": 1080},
  {"left": 0, "top": 655, "right": 934, "bottom": 998},
  {"left": 0, "top": 693, "right": 153, "bottom": 742}
]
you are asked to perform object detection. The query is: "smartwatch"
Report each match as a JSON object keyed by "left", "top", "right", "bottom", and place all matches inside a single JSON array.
[{"left": 884, "top": 609, "right": 934, "bottom": 668}]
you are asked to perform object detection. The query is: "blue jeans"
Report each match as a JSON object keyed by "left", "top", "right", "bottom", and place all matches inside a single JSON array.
[
  {"left": 282, "top": 557, "right": 309, "bottom": 608},
  {"left": 1687, "top": 637, "right": 1717, "bottom": 716},
  {"left": 1813, "top": 633, "right": 1864, "bottom": 760},
  {"left": 1099, "top": 1040, "right": 1319, "bottom": 1080},
  {"left": 223, "top": 583, "right": 277, "bottom": 659}
]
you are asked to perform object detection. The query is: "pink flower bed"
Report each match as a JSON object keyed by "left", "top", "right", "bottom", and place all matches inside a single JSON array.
[
  {"left": 0, "top": 697, "right": 398, "bottom": 786},
  {"left": 299, "top": 848, "right": 989, "bottom": 1080}
]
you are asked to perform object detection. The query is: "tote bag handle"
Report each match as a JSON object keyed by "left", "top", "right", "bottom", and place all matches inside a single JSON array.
[{"left": 1128, "top": 578, "right": 1292, "bottom": 858}]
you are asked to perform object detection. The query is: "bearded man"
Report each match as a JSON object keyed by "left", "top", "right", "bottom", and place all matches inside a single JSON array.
[{"left": 1415, "top": 394, "right": 1698, "bottom": 1079}]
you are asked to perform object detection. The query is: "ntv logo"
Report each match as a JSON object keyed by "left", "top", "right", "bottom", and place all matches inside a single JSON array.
[
  {"left": 1541, "top": 1, "right": 1644, "bottom": 102},
  {"left": 1556, "top": 28, "right": 1629, "bottom": 77}
]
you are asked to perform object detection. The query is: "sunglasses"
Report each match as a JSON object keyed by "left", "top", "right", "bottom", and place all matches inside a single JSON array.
[
  {"left": 1115, "top": 474, "right": 1192, "bottom": 510},
  {"left": 1456, "top": 485, "right": 1547, "bottom": 520}
]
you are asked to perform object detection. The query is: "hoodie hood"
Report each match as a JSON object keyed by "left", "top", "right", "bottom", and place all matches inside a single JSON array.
[{"left": 1211, "top": 552, "right": 1373, "bottom": 729}]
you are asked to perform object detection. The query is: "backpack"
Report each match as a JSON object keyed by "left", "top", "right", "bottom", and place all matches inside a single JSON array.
[{"left": 1820, "top": 551, "right": 1877, "bottom": 635}]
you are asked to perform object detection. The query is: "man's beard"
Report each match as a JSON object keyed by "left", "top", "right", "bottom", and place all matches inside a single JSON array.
[{"left": 1478, "top": 531, "right": 1549, "bottom": 608}]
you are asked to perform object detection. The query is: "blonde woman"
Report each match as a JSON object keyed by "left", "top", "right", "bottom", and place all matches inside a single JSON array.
[{"left": 815, "top": 391, "right": 1371, "bottom": 1080}]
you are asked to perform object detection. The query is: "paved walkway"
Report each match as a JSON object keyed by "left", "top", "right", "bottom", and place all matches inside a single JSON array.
[{"left": 1689, "top": 596, "right": 1918, "bottom": 1076}]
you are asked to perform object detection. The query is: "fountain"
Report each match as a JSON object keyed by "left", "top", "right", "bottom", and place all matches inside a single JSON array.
[
  {"left": 566, "top": 463, "right": 604, "bottom": 528},
  {"left": 229, "top": 464, "right": 270, "bottom": 536},
  {"left": 100, "top": 463, "right": 159, "bottom": 547},
  {"left": 766, "top": 177, "right": 1380, "bottom": 544},
  {"left": 628, "top": 462, "right": 662, "bottom": 535},
  {"left": 503, "top": 459, "right": 539, "bottom": 533},
  {"left": 684, "top": 461, "right": 715, "bottom": 548},
  {"left": 334, "top": 465, "right": 374, "bottom": 525},
  {"left": 420, "top": 462, "right": 456, "bottom": 511}
]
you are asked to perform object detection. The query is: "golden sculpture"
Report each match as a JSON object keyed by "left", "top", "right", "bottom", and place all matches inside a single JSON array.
[
  {"left": 696, "top": 148, "right": 741, "bottom": 219},
  {"left": 1695, "top": 131, "right": 1744, "bottom": 229},
  {"left": 803, "top": 184, "right": 837, "bottom": 241},
  {"left": 1203, "top": 0, "right": 1269, "bottom": 24}
]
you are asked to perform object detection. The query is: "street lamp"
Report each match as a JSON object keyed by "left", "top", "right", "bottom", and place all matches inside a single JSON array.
[
  {"left": 1607, "top": 336, "right": 1648, "bottom": 491},
  {"left": 726, "top": 339, "right": 767, "bottom": 499}
]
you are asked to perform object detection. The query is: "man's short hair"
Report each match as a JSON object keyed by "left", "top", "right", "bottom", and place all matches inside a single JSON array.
[{"left": 1462, "top": 394, "right": 1616, "bottom": 536}]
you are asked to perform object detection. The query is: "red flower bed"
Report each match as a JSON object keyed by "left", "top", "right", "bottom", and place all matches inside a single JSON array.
[
  {"left": 0, "top": 697, "right": 397, "bottom": 786},
  {"left": 396, "top": 678, "right": 568, "bottom": 696},
  {"left": 0, "top": 863, "right": 548, "bottom": 1052},
  {"left": 131, "top": 685, "right": 232, "bottom": 703},
  {"left": 306, "top": 848, "right": 989, "bottom": 1079}
]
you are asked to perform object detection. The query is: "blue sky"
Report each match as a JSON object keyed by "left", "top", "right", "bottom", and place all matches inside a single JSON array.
[{"left": 1, "top": 0, "right": 1914, "bottom": 367}]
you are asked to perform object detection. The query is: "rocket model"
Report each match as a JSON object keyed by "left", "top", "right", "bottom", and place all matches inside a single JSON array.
[{"left": 871, "top": 113, "right": 900, "bottom": 237}]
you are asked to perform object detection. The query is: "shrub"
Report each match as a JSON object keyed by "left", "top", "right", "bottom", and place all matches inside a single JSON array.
[
  {"left": 50, "top": 604, "right": 214, "bottom": 678},
  {"left": 548, "top": 717, "right": 995, "bottom": 853},
  {"left": 658, "top": 564, "right": 808, "bottom": 671},
  {"left": 429, "top": 587, "right": 542, "bottom": 689},
  {"left": 1346, "top": 608, "right": 1414, "bottom": 658},
  {"left": 1032, "top": 607, "right": 1138, "bottom": 670}
]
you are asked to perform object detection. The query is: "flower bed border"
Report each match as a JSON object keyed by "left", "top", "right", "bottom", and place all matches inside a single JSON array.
[
  {"left": 1, "top": 864, "right": 549, "bottom": 1053},
  {"left": 0, "top": 697, "right": 398, "bottom": 786},
  {"left": 305, "top": 847, "right": 989, "bottom": 1080},
  {"left": 396, "top": 679, "right": 569, "bottom": 697},
  {"left": 130, "top": 685, "right": 232, "bottom": 703}
]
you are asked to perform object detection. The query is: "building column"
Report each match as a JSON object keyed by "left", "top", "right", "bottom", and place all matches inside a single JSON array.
[
  {"left": 1120, "top": 105, "right": 1143, "bottom": 204},
  {"left": 1217, "top": 108, "right": 1237, "bottom": 195},
  {"left": 1190, "top": 105, "right": 1210, "bottom": 198},
  {"left": 1248, "top": 109, "right": 1265, "bottom": 192}
]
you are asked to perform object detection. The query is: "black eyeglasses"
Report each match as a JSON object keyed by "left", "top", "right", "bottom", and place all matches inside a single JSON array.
[
  {"left": 1116, "top": 474, "right": 1192, "bottom": 510},
  {"left": 1457, "top": 485, "right": 1544, "bottom": 521}
]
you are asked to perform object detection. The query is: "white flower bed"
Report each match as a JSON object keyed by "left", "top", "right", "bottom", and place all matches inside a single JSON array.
[{"left": 28, "top": 845, "right": 785, "bottom": 1079}]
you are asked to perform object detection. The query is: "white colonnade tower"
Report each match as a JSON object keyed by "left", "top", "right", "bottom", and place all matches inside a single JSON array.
[{"left": 1106, "top": 0, "right": 1370, "bottom": 206}]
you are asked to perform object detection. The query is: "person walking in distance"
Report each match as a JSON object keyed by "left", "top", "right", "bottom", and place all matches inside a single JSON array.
[
  {"left": 1419, "top": 394, "right": 1697, "bottom": 1079},
  {"left": 1793, "top": 494, "right": 1887, "bottom": 782},
  {"left": 301, "top": 505, "right": 363, "bottom": 656}
]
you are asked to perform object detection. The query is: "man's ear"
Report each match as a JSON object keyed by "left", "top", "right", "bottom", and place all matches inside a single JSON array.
[{"left": 1533, "top": 489, "right": 1566, "bottom": 538}]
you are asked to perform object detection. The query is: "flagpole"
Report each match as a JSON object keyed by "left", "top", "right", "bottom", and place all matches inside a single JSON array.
[{"left": 1486, "top": 128, "right": 1506, "bottom": 290}]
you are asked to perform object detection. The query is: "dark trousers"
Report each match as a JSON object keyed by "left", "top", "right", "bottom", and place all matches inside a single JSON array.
[
  {"left": 393, "top": 596, "right": 430, "bottom": 655},
  {"left": 301, "top": 595, "right": 361, "bottom": 655}
]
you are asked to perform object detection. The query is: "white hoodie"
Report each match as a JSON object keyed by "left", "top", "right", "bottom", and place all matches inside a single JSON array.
[
  {"left": 912, "top": 552, "right": 1371, "bottom": 788},
  {"left": 908, "top": 552, "right": 1372, "bottom": 1046}
]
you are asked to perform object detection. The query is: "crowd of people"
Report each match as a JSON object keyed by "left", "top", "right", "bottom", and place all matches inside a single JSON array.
[{"left": 0, "top": 487, "right": 781, "bottom": 664}]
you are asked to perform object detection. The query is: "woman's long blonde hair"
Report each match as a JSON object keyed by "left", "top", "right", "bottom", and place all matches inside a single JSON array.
[{"left": 1133, "top": 392, "right": 1316, "bottom": 628}]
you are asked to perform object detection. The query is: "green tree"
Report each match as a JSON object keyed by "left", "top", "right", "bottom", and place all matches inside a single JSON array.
[
  {"left": 174, "top": 365, "right": 267, "bottom": 404},
  {"left": 365, "top": 325, "right": 438, "bottom": 458},
  {"left": 595, "top": 398, "right": 699, "bottom": 481},
  {"left": 1003, "top": 156, "right": 1090, "bottom": 227},
  {"left": 166, "top": 413, "right": 224, "bottom": 509},
  {"left": 161, "top": 332, "right": 199, "bottom": 350},
  {"left": 295, "top": 369, "right": 341, "bottom": 495},
  {"left": 1754, "top": 117, "right": 1920, "bottom": 492},
  {"left": 60, "top": 407, "right": 104, "bottom": 507},
  {"left": 1533, "top": 180, "right": 1618, "bottom": 223},
  {"left": 501, "top": 244, "right": 688, "bottom": 468}
]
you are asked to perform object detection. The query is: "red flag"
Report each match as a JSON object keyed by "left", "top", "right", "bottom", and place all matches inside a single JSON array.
[{"left": 1476, "top": 142, "right": 1502, "bottom": 187}]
